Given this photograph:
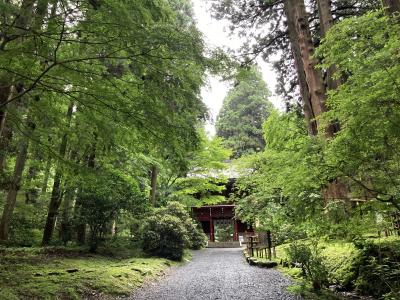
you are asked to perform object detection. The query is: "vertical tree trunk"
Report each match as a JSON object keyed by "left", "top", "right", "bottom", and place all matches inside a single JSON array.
[
  {"left": 317, "top": 0, "right": 340, "bottom": 91},
  {"left": 150, "top": 165, "right": 158, "bottom": 206},
  {"left": 284, "top": 3, "right": 317, "bottom": 136},
  {"left": 25, "top": 164, "right": 37, "bottom": 203},
  {"left": 42, "top": 102, "right": 74, "bottom": 245},
  {"left": 75, "top": 141, "right": 96, "bottom": 245},
  {"left": 285, "top": 0, "right": 333, "bottom": 137},
  {"left": 0, "top": 118, "right": 35, "bottom": 241},
  {"left": 0, "top": 116, "right": 13, "bottom": 177},
  {"left": 0, "top": 84, "right": 12, "bottom": 138},
  {"left": 41, "top": 155, "right": 52, "bottom": 193},
  {"left": 59, "top": 184, "right": 76, "bottom": 245},
  {"left": 59, "top": 151, "right": 78, "bottom": 244},
  {"left": 382, "top": 0, "right": 400, "bottom": 15}
]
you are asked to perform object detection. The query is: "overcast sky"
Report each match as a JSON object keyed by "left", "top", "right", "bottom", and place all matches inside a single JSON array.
[{"left": 192, "top": 1, "right": 282, "bottom": 136}]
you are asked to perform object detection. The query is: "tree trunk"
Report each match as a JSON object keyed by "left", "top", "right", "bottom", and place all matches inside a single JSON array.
[
  {"left": 285, "top": 0, "right": 332, "bottom": 137},
  {"left": 42, "top": 102, "right": 74, "bottom": 245},
  {"left": 317, "top": 0, "right": 340, "bottom": 91},
  {"left": 0, "top": 84, "right": 12, "bottom": 138},
  {"left": 75, "top": 142, "right": 96, "bottom": 245},
  {"left": 25, "top": 163, "right": 37, "bottom": 203},
  {"left": 382, "top": 0, "right": 400, "bottom": 15},
  {"left": 59, "top": 150, "right": 78, "bottom": 244},
  {"left": 41, "top": 155, "right": 52, "bottom": 193},
  {"left": 0, "top": 118, "right": 35, "bottom": 241},
  {"left": 0, "top": 115, "right": 13, "bottom": 177},
  {"left": 284, "top": 3, "right": 317, "bottom": 136},
  {"left": 150, "top": 165, "right": 158, "bottom": 206},
  {"left": 59, "top": 184, "right": 76, "bottom": 244}
]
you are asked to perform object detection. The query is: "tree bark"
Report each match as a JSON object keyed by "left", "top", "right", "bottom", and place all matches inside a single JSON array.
[
  {"left": 41, "top": 155, "right": 52, "bottom": 193},
  {"left": 59, "top": 150, "right": 78, "bottom": 244},
  {"left": 382, "top": 0, "right": 400, "bottom": 15},
  {"left": 284, "top": 3, "right": 317, "bottom": 136},
  {"left": 285, "top": 0, "right": 333, "bottom": 137},
  {"left": 0, "top": 115, "right": 13, "bottom": 177},
  {"left": 317, "top": 0, "right": 340, "bottom": 91},
  {"left": 150, "top": 165, "right": 158, "bottom": 206},
  {"left": 0, "top": 84, "right": 12, "bottom": 139},
  {"left": 42, "top": 102, "right": 74, "bottom": 245},
  {"left": 59, "top": 184, "right": 76, "bottom": 245},
  {"left": 75, "top": 141, "right": 96, "bottom": 245},
  {"left": 0, "top": 118, "right": 35, "bottom": 241}
]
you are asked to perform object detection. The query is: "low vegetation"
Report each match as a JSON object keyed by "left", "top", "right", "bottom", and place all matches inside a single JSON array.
[
  {"left": 0, "top": 244, "right": 175, "bottom": 299},
  {"left": 255, "top": 237, "right": 400, "bottom": 299}
]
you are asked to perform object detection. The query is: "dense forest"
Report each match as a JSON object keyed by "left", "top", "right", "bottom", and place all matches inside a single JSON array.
[{"left": 0, "top": 0, "right": 400, "bottom": 299}]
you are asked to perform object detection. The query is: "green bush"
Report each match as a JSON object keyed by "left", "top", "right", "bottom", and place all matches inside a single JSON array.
[
  {"left": 351, "top": 239, "right": 400, "bottom": 299},
  {"left": 141, "top": 214, "right": 187, "bottom": 260},
  {"left": 184, "top": 219, "right": 207, "bottom": 250},
  {"left": 140, "top": 202, "right": 207, "bottom": 259},
  {"left": 158, "top": 202, "right": 207, "bottom": 250},
  {"left": 286, "top": 241, "right": 329, "bottom": 290}
]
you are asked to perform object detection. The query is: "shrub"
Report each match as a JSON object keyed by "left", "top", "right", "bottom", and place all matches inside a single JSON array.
[
  {"left": 286, "top": 241, "right": 329, "bottom": 290},
  {"left": 351, "top": 239, "right": 400, "bottom": 299},
  {"left": 158, "top": 202, "right": 207, "bottom": 250},
  {"left": 141, "top": 215, "right": 187, "bottom": 260},
  {"left": 184, "top": 219, "right": 207, "bottom": 250}
]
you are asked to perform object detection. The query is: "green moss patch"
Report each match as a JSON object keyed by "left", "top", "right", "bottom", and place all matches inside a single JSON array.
[{"left": 0, "top": 247, "right": 173, "bottom": 299}]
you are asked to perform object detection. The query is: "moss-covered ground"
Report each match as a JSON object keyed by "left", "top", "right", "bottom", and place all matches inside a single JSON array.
[{"left": 0, "top": 246, "right": 179, "bottom": 300}]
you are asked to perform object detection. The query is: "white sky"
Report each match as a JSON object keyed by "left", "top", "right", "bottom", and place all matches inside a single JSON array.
[{"left": 192, "top": 1, "right": 283, "bottom": 136}]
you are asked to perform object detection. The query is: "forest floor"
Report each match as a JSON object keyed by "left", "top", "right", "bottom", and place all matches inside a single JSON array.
[
  {"left": 0, "top": 246, "right": 176, "bottom": 299},
  {"left": 130, "top": 248, "right": 302, "bottom": 300}
]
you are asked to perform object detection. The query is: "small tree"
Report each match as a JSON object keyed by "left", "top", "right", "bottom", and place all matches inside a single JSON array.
[{"left": 78, "top": 170, "right": 145, "bottom": 252}]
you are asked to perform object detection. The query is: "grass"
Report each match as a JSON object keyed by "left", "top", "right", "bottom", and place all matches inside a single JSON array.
[{"left": 0, "top": 245, "right": 178, "bottom": 300}]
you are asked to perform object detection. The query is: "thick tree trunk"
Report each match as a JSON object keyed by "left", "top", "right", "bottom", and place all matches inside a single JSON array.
[
  {"left": 0, "top": 119, "right": 35, "bottom": 241},
  {"left": 382, "top": 0, "right": 400, "bottom": 15},
  {"left": 284, "top": 3, "right": 317, "bottom": 136},
  {"left": 59, "top": 184, "right": 76, "bottom": 244},
  {"left": 42, "top": 102, "right": 74, "bottom": 245},
  {"left": 317, "top": 0, "right": 334, "bottom": 36},
  {"left": 285, "top": 0, "right": 333, "bottom": 137},
  {"left": 317, "top": 0, "right": 340, "bottom": 91},
  {"left": 150, "top": 165, "right": 158, "bottom": 206}
]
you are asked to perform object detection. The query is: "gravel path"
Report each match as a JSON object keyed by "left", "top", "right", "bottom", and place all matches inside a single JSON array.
[{"left": 130, "top": 248, "right": 302, "bottom": 300}]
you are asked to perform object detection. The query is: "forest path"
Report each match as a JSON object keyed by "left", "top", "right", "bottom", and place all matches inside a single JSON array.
[{"left": 129, "top": 248, "right": 302, "bottom": 300}]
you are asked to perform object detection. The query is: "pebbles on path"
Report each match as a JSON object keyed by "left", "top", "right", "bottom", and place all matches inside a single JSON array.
[{"left": 129, "top": 248, "right": 302, "bottom": 300}]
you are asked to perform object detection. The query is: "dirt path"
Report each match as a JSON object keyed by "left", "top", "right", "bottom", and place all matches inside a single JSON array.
[{"left": 129, "top": 248, "right": 302, "bottom": 300}]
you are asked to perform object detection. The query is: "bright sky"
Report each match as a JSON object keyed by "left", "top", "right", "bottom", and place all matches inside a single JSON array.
[{"left": 192, "top": 1, "right": 283, "bottom": 136}]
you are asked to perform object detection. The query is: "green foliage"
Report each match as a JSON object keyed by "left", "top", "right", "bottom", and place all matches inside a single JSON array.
[
  {"left": 156, "top": 202, "right": 207, "bottom": 250},
  {"left": 159, "top": 132, "right": 231, "bottom": 206},
  {"left": 316, "top": 10, "right": 400, "bottom": 211},
  {"left": 286, "top": 241, "right": 329, "bottom": 290},
  {"left": 77, "top": 170, "right": 147, "bottom": 252},
  {"left": 216, "top": 67, "right": 273, "bottom": 158},
  {"left": 141, "top": 202, "right": 207, "bottom": 260},
  {"left": 351, "top": 239, "right": 400, "bottom": 299},
  {"left": 141, "top": 214, "right": 187, "bottom": 261},
  {"left": 234, "top": 111, "right": 328, "bottom": 237}
]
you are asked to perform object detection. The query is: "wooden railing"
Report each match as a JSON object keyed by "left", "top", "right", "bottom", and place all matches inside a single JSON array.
[{"left": 245, "top": 231, "right": 276, "bottom": 260}]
